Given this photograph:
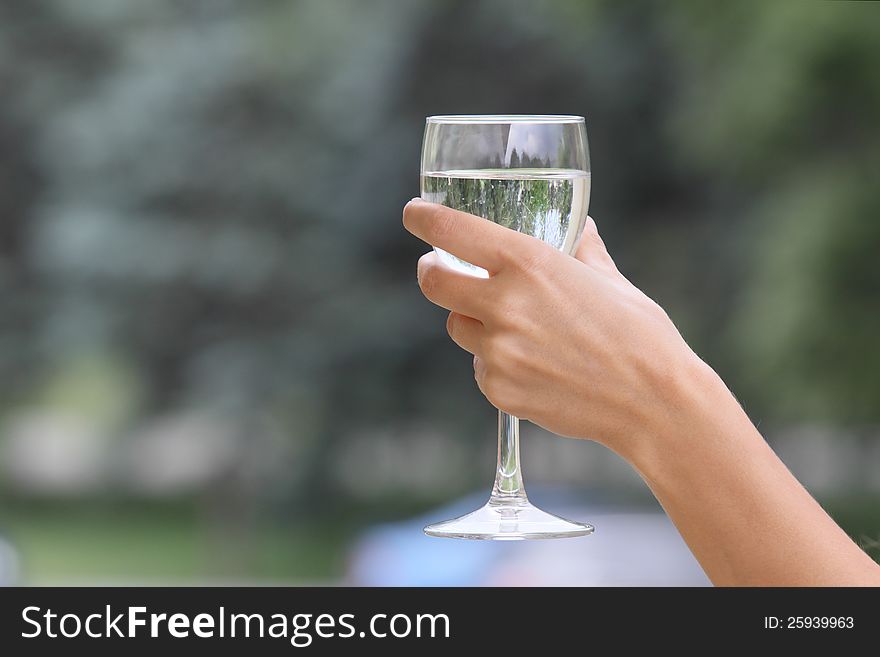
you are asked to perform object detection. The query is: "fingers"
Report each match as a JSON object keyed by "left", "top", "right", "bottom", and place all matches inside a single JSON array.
[
  {"left": 417, "top": 251, "right": 493, "bottom": 319},
  {"left": 403, "top": 199, "right": 518, "bottom": 273},
  {"left": 575, "top": 216, "right": 618, "bottom": 273},
  {"left": 446, "top": 312, "right": 484, "bottom": 355}
]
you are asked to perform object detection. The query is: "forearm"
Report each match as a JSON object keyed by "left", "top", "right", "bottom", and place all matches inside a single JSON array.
[
  {"left": 402, "top": 200, "right": 879, "bottom": 584},
  {"left": 621, "top": 356, "right": 880, "bottom": 586}
]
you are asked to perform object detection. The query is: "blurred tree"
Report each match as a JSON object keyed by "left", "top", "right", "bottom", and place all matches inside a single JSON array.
[
  {"left": 0, "top": 0, "right": 877, "bottom": 522},
  {"left": 669, "top": 1, "right": 880, "bottom": 423}
]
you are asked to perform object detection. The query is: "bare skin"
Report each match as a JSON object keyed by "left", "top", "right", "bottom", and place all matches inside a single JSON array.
[{"left": 403, "top": 198, "right": 880, "bottom": 587}]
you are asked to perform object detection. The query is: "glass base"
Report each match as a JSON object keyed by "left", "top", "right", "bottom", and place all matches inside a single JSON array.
[{"left": 424, "top": 499, "right": 594, "bottom": 540}]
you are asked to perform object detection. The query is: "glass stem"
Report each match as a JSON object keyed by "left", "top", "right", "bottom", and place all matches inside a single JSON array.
[{"left": 489, "top": 410, "right": 528, "bottom": 505}]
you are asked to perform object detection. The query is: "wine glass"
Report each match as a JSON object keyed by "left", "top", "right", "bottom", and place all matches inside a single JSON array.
[{"left": 420, "top": 115, "right": 594, "bottom": 539}]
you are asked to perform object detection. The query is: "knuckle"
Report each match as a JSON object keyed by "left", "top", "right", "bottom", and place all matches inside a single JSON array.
[
  {"left": 486, "top": 333, "right": 509, "bottom": 361},
  {"left": 429, "top": 207, "right": 457, "bottom": 240},
  {"left": 503, "top": 341, "right": 530, "bottom": 372},
  {"left": 482, "top": 333, "right": 523, "bottom": 372},
  {"left": 480, "top": 334, "right": 503, "bottom": 364},
  {"left": 518, "top": 243, "right": 553, "bottom": 276},
  {"left": 489, "top": 291, "right": 522, "bottom": 329}
]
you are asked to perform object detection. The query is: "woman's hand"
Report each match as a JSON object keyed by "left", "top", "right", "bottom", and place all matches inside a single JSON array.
[
  {"left": 404, "top": 198, "right": 880, "bottom": 586},
  {"left": 402, "top": 198, "right": 708, "bottom": 457}
]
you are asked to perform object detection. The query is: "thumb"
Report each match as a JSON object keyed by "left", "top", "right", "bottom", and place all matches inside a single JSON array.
[{"left": 575, "top": 216, "right": 617, "bottom": 272}]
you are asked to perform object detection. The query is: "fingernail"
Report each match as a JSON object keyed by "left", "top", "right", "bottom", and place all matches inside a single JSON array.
[{"left": 410, "top": 197, "right": 424, "bottom": 203}]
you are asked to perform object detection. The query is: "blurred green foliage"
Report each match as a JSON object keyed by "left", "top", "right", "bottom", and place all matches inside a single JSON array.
[
  {"left": 0, "top": 501, "right": 345, "bottom": 584},
  {"left": 0, "top": 0, "right": 878, "bottom": 580},
  {"left": 670, "top": 2, "right": 880, "bottom": 421}
]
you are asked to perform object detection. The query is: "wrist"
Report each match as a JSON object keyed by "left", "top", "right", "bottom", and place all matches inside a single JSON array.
[{"left": 615, "top": 348, "right": 755, "bottom": 482}]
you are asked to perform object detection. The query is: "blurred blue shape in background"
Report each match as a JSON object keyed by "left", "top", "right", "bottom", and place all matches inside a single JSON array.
[{"left": 348, "top": 489, "right": 709, "bottom": 586}]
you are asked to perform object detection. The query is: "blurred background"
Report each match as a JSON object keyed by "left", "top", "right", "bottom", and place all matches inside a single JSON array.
[{"left": 0, "top": 0, "right": 878, "bottom": 585}]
